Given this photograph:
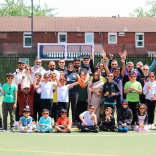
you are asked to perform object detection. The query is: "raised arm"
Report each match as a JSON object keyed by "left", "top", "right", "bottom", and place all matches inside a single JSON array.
[
  {"left": 149, "top": 54, "right": 156, "bottom": 72},
  {"left": 89, "top": 54, "right": 95, "bottom": 74},
  {"left": 103, "top": 59, "right": 110, "bottom": 75},
  {"left": 68, "top": 80, "right": 82, "bottom": 89},
  {"left": 121, "top": 59, "right": 126, "bottom": 77}
]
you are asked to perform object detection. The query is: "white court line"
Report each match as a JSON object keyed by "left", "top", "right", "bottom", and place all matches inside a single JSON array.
[{"left": 18, "top": 132, "right": 156, "bottom": 137}]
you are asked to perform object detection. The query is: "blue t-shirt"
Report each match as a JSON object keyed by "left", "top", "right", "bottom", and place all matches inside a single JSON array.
[{"left": 2, "top": 83, "right": 17, "bottom": 103}]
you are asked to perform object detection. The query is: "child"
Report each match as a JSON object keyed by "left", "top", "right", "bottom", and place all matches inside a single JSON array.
[
  {"left": 103, "top": 72, "right": 120, "bottom": 115},
  {"left": 57, "top": 77, "right": 82, "bottom": 117},
  {"left": 134, "top": 104, "right": 149, "bottom": 132},
  {"left": 117, "top": 100, "right": 133, "bottom": 133},
  {"left": 124, "top": 72, "right": 142, "bottom": 125},
  {"left": 78, "top": 104, "right": 98, "bottom": 133},
  {"left": 99, "top": 107, "right": 116, "bottom": 132},
  {"left": 36, "top": 109, "right": 52, "bottom": 133},
  {"left": 55, "top": 109, "right": 71, "bottom": 133},
  {"left": 17, "top": 108, "right": 33, "bottom": 133},
  {"left": 143, "top": 72, "right": 156, "bottom": 129},
  {"left": 0, "top": 73, "right": 17, "bottom": 131}
]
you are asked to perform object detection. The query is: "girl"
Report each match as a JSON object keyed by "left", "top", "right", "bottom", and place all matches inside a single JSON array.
[
  {"left": 35, "top": 73, "right": 60, "bottom": 117},
  {"left": 143, "top": 72, "right": 156, "bottom": 129},
  {"left": 87, "top": 72, "right": 104, "bottom": 122},
  {"left": 134, "top": 104, "right": 149, "bottom": 132},
  {"left": 117, "top": 100, "right": 133, "bottom": 133}
]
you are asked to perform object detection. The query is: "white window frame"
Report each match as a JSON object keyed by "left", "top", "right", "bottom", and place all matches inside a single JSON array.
[
  {"left": 58, "top": 32, "right": 67, "bottom": 43},
  {"left": 23, "top": 32, "right": 32, "bottom": 48},
  {"left": 85, "top": 33, "right": 94, "bottom": 43},
  {"left": 135, "top": 33, "right": 144, "bottom": 48},
  {"left": 108, "top": 33, "right": 117, "bottom": 44}
]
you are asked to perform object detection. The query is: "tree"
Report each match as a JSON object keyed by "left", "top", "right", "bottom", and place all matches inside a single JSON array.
[
  {"left": 0, "top": 0, "right": 57, "bottom": 17},
  {"left": 130, "top": 0, "right": 156, "bottom": 17}
]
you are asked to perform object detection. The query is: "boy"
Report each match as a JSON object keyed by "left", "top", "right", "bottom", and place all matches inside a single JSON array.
[
  {"left": 103, "top": 72, "right": 120, "bottom": 115},
  {"left": 99, "top": 107, "right": 116, "bottom": 132},
  {"left": 17, "top": 108, "right": 33, "bottom": 133},
  {"left": 124, "top": 72, "right": 142, "bottom": 125},
  {"left": 78, "top": 104, "right": 98, "bottom": 133},
  {"left": 0, "top": 73, "right": 17, "bottom": 131},
  {"left": 55, "top": 109, "right": 71, "bottom": 133},
  {"left": 36, "top": 109, "right": 52, "bottom": 133}
]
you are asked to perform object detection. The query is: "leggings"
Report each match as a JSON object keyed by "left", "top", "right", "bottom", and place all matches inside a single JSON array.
[
  {"left": 77, "top": 125, "right": 99, "bottom": 132},
  {"left": 99, "top": 125, "right": 116, "bottom": 131},
  {"left": 40, "top": 99, "right": 53, "bottom": 117},
  {"left": 128, "top": 101, "right": 139, "bottom": 125},
  {"left": 146, "top": 99, "right": 156, "bottom": 124}
]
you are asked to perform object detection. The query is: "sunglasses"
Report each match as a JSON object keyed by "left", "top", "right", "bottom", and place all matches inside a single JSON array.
[
  {"left": 68, "top": 66, "right": 73, "bottom": 68},
  {"left": 83, "top": 60, "right": 89, "bottom": 62},
  {"left": 128, "top": 66, "right": 133, "bottom": 68},
  {"left": 122, "top": 103, "right": 128, "bottom": 106},
  {"left": 113, "top": 71, "right": 119, "bottom": 73},
  {"left": 108, "top": 76, "right": 113, "bottom": 77},
  {"left": 26, "top": 69, "right": 30, "bottom": 71},
  {"left": 43, "top": 113, "right": 49, "bottom": 115},
  {"left": 149, "top": 76, "right": 155, "bottom": 78},
  {"left": 49, "top": 65, "right": 55, "bottom": 67},
  {"left": 143, "top": 69, "right": 148, "bottom": 71},
  {"left": 130, "top": 76, "right": 136, "bottom": 78},
  {"left": 74, "top": 63, "right": 80, "bottom": 65},
  {"left": 111, "top": 64, "right": 117, "bottom": 66},
  {"left": 89, "top": 107, "right": 95, "bottom": 110},
  {"left": 59, "top": 62, "right": 65, "bottom": 63},
  {"left": 36, "top": 61, "right": 41, "bottom": 64},
  {"left": 7, "top": 77, "right": 13, "bottom": 80},
  {"left": 61, "top": 113, "right": 67, "bottom": 115},
  {"left": 140, "top": 108, "right": 145, "bottom": 110},
  {"left": 18, "top": 64, "right": 25, "bottom": 67},
  {"left": 44, "top": 77, "right": 49, "bottom": 79},
  {"left": 24, "top": 88, "right": 29, "bottom": 90}
]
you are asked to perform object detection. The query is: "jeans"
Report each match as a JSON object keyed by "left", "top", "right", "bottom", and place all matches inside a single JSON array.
[{"left": 118, "top": 126, "right": 129, "bottom": 132}]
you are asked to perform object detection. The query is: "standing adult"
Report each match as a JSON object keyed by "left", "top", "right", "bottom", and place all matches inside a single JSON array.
[
  {"left": 31, "top": 58, "right": 46, "bottom": 81},
  {"left": 56, "top": 59, "right": 67, "bottom": 73}
]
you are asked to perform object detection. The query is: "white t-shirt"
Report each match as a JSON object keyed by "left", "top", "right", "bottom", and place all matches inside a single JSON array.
[
  {"left": 57, "top": 85, "right": 69, "bottom": 102},
  {"left": 81, "top": 111, "right": 97, "bottom": 126},
  {"left": 40, "top": 82, "right": 53, "bottom": 99},
  {"left": 46, "top": 70, "right": 60, "bottom": 80}
]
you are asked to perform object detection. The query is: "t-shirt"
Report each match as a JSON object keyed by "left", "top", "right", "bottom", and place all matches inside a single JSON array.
[
  {"left": 40, "top": 82, "right": 53, "bottom": 99},
  {"left": 2, "top": 83, "right": 17, "bottom": 103},
  {"left": 81, "top": 111, "right": 97, "bottom": 126},
  {"left": 78, "top": 82, "right": 88, "bottom": 101},
  {"left": 124, "top": 81, "right": 142, "bottom": 102},
  {"left": 57, "top": 117, "right": 70, "bottom": 125},
  {"left": 57, "top": 85, "right": 69, "bottom": 102}
]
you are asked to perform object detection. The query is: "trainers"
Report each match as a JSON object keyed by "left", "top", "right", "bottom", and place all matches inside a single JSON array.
[
  {"left": 72, "top": 124, "right": 77, "bottom": 128},
  {"left": 148, "top": 124, "right": 152, "bottom": 129},
  {"left": 10, "top": 128, "right": 14, "bottom": 132},
  {"left": 13, "top": 122, "right": 18, "bottom": 127},
  {"left": 151, "top": 124, "right": 156, "bottom": 130}
]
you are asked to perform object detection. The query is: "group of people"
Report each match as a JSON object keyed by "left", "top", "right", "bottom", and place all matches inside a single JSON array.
[{"left": 0, "top": 50, "right": 156, "bottom": 133}]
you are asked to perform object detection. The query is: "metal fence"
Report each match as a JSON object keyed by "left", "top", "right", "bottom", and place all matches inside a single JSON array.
[{"left": 0, "top": 53, "right": 156, "bottom": 84}]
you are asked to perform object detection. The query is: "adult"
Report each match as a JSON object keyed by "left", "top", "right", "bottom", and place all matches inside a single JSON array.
[
  {"left": 56, "top": 59, "right": 67, "bottom": 73},
  {"left": 64, "top": 63, "right": 80, "bottom": 127},
  {"left": 47, "top": 61, "right": 60, "bottom": 80},
  {"left": 31, "top": 58, "right": 46, "bottom": 81},
  {"left": 87, "top": 72, "right": 104, "bottom": 122}
]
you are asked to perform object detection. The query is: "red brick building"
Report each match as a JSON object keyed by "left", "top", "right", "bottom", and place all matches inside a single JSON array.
[{"left": 0, "top": 17, "right": 156, "bottom": 56}]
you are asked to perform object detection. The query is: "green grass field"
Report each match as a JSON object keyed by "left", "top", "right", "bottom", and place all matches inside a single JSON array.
[{"left": 0, "top": 97, "right": 156, "bottom": 156}]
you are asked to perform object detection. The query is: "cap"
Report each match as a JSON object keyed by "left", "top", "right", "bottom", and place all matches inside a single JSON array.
[
  {"left": 22, "top": 84, "right": 30, "bottom": 89},
  {"left": 67, "top": 63, "right": 74, "bottom": 67},
  {"left": 23, "top": 108, "right": 30, "bottom": 113},
  {"left": 74, "top": 58, "right": 80, "bottom": 62},
  {"left": 112, "top": 67, "right": 120, "bottom": 71},
  {"left": 83, "top": 55, "right": 90, "bottom": 59},
  {"left": 6, "top": 73, "right": 14, "bottom": 78},
  {"left": 18, "top": 60, "right": 26, "bottom": 64}
]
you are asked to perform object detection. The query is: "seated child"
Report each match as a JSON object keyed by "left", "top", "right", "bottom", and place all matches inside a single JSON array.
[
  {"left": 117, "top": 100, "right": 133, "bottom": 133},
  {"left": 99, "top": 107, "right": 116, "bottom": 132},
  {"left": 134, "top": 104, "right": 149, "bottom": 132},
  {"left": 78, "top": 104, "right": 99, "bottom": 133},
  {"left": 36, "top": 109, "right": 52, "bottom": 133},
  {"left": 55, "top": 109, "right": 71, "bottom": 133},
  {"left": 17, "top": 108, "right": 34, "bottom": 133}
]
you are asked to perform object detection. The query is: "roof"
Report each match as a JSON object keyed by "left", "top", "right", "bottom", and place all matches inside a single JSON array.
[{"left": 0, "top": 17, "right": 156, "bottom": 32}]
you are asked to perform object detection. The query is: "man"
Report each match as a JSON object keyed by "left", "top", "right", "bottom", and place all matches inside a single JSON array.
[
  {"left": 31, "top": 58, "right": 46, "bottom": 81},
  {"left": 81, "top": 55, "right": 92, "bottom": 76},
  {"left": 65, "top": 63, "right": 80, "bottom": 127},
  {"left": 56, "top": 59, "right": 67, "bottom": 73},
  {"left": 47, "top": 61, "right": 60, "bottom": 80}
]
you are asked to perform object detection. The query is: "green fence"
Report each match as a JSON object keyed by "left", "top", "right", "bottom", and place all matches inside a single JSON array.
[{"left": 0, "top": 53, "right": 155, "bottom": 84}]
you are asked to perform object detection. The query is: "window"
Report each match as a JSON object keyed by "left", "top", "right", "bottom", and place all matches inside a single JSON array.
[
  {"left": 135, "top": 33, "right": 144, "bottom": 48},
  {"left": 85, "top": 33, "right": 94, "bottom": 43},
  {"left": 23, "top": 32, "right": 32, "bottom": 48},
  {"left": 119, "top": 32, "right": 125, "bottom": 37},
  {"left": 108, "top": 33, "right": 117, "bottom": 44},
  {"left": 58, "top": 33, "right": 67, "bottom": 43}
]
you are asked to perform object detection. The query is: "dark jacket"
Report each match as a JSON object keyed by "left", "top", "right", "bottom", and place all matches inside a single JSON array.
[{"left": 102, "top": 116, "right": 115, "bottom": 127}]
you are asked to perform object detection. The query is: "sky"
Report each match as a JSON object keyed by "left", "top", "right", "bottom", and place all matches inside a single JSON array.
[{"left": 33, "top": 0, "right": 148, "bottom": 17}]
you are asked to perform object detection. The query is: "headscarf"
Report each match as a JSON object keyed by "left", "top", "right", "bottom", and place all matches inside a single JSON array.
[{"left": 92, "top": 72, "right": 100, "bottom": 83}]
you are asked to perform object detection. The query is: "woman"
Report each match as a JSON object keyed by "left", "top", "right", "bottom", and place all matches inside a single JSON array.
[
  {"left": 87, "top": 72, "right": 104, "bottom": 122},
  {"left": 143, "top": 72, "right": 156, "bottom": 130},
  {"left": 22, "top": 65, "right": 32, "bottom": 85},
  {"left": 117, "top": 100, "right": 133, "bottom": 133}
]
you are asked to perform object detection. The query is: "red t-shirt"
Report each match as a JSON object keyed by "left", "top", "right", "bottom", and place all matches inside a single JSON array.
[
  {"left": 17, "top": 84, "right": 35, "bottom": 116},
  {"left": 57, "top": 117, "right": 70, "bottom": 125}
]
